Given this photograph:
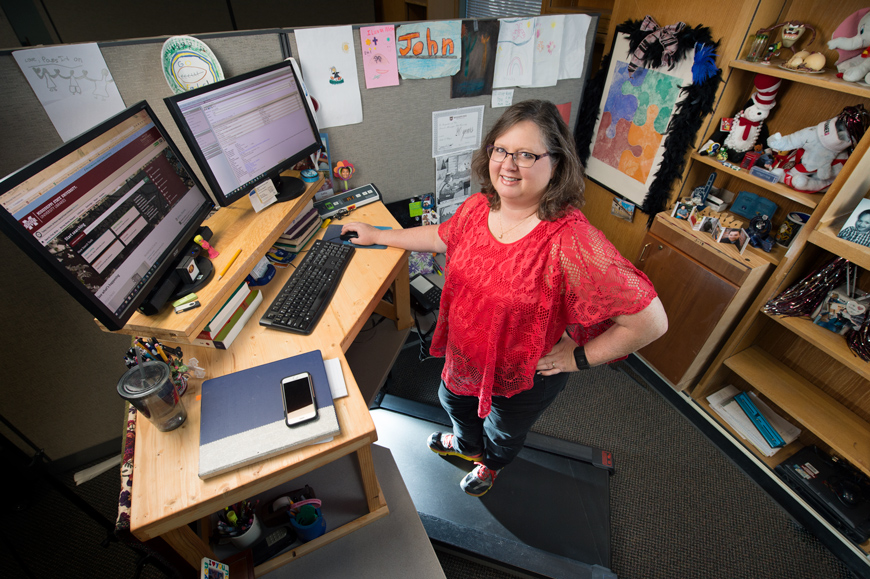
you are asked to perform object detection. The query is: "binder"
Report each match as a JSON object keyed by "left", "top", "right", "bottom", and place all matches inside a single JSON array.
[{"left": 198, "top": 350, "right": 340, "bottom": 479}]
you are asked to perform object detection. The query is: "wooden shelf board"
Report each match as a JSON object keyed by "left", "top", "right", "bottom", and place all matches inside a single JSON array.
[
  {"left": 764, "top": 313, "right": 870, "bottom": 381},
  {"left": 810, "top": 218, "right": 870, "bottom": 271},
  {"left": 695, "top": 396, "right": 804, "bottom": 468},
  {"left": 723, "top": 346, "right": 870, "bottom": 476},
  {"left": 730, "top": 59, "right": 870, "bottom": 99},
  {"left": 690, "top": 153, "right": 818, "bottom": 209}
]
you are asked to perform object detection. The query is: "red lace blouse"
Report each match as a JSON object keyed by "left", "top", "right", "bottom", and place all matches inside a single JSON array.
[{"left": 432, "top": 193, "right": 657, "bottom": 417}]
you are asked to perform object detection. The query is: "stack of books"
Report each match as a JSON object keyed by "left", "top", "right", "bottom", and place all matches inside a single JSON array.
[
  {"left": 194, "top": 282, "right": 263, "bottom": 349},
  {"left": 274, "top": 200, "right": 321, "bottom": 253}
]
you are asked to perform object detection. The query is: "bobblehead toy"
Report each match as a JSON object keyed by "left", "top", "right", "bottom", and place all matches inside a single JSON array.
[{"left": 709, "top": 74, "right": 781, "bottom": 163}]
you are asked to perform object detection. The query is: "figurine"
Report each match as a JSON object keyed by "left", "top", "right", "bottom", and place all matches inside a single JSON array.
[
  {"left": 333, "top": 160, "right": 355, "bottom": 191},
  {"left": 193, "top": 234, "right": 219, "bottom": 259},
  {"left": 758, "top": 21, "right": 816, "bottom": 63},
  {"left": 828, "top": 9, "right": 870, "bottom": 84},
  {"left": 710, "top": 74, "right": 780, "bottom": 163}
]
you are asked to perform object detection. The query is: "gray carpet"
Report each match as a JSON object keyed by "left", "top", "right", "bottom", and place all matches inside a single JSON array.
[{"left": 384, "top": 343, "right": 856, "bottom": 579}]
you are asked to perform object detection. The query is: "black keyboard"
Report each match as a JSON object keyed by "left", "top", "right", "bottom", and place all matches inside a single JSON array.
[{"left": 259, "top": 239, "right": 355, "bottom": 335}]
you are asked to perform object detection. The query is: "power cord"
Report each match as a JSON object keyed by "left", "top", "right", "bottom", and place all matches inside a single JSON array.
[{"left": 413, "top": 308, "right": 438, "bottom": 362}]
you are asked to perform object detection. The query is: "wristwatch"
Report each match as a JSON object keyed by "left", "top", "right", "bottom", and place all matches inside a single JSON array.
[{"left": 573, "top": 346, "right": 590, "bottom": 371}]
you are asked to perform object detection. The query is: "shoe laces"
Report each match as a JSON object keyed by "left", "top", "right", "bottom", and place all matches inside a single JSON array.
[
  {"left": 442, "top": 433, "right": 456, "bottom": 449},
  {"left": 473, "top": 462, "right": 497, "bottom": 481}
]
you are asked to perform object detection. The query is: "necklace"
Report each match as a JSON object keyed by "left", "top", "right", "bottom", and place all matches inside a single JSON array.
[{"left": 495, "top": 209, "right": 537, "bottom": 239}]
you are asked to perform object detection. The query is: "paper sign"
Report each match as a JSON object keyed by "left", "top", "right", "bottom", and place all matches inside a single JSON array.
[
  {"left": 13, "top": 43, "right": 126, "bottom": 142},
  {"left": 360, "top": 25, "right": 399, "bottom": 89},
  {"left": 397, "top": 21, "right": 462, "bottom": 79},
  {"left": 249, "top": 180, "right": 278, "bottom": 212},
  {"left": 432, "top": 105, "right": 484, "bottom": 157},
  {"left": 492, "top": 89, "right": 514, "bottom": 108}
]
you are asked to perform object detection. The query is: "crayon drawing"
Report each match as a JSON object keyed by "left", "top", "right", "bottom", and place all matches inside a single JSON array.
[
  {"left": 526, "top": 15, "right": 563, "bottom": 88},
  {"left": 397, "top": 21, "right": 461, "bottom": 79},
  {"left": 493, "top": 17, "right": 535, "bottom": 88},
  {"left": 360, "top": 25, "right": 399, "bottom": 89},
  {"left": 451, "top": 20, "right": 499, "bottom": 98}
]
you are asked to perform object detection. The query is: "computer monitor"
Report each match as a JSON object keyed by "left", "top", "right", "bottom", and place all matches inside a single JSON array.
[
  {"left": 164, "top": 60, "right": 322, "bottom": 207},
  {"left": 0, "top": 101, "right": 214, "bottom": 331}
]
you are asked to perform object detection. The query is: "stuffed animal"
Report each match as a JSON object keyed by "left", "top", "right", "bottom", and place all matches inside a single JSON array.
[
  {"left": 709, "top": 74, "right": 780, "bottom": 163},
  {"left": 766, "top": 117, "right": 852, "bottom": 193},
  {"left": 828, "top": 8, "right": 870, "bottom": 84}
]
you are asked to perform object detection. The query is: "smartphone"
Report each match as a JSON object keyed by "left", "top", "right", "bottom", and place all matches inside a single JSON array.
[{"left": 281, "top": 372, "right": 317, "bottom": 427}]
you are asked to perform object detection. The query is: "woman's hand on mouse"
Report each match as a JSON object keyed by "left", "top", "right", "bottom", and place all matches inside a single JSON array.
[{"left": 341, "top": 222, "right": 380, "bottom": 246}]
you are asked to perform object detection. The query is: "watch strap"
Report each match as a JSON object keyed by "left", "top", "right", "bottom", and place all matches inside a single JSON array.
[{"left": 573, "top": 346, "right": 590, "bottom": 370}]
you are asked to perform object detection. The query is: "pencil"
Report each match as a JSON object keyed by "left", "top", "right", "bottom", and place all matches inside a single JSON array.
[{"left": 218, "top": 249, "right": 242, "bottom": 280}]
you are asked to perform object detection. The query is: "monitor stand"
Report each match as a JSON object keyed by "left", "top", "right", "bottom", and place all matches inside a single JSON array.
[{"left": 274, "top": 175, "right": 306, "bottom": 202}]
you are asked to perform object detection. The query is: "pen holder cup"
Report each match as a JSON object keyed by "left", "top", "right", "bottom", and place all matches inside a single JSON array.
[
  {"left": 289, "top": 507, "right": 326, "bottom": 542},
  {"left": 117, "top": 361, "right": 187, "bottom": 432},
  {"left": 229, "top": 514, "right": 263, "bottom": 550}
]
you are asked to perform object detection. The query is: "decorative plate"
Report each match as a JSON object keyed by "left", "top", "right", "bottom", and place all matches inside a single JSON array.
[
  {"left": 161, "top": 36, "right": 224, "bottom": 94},
  {"left": 778, "top": 64, "right": 825, "bottom": 74}
]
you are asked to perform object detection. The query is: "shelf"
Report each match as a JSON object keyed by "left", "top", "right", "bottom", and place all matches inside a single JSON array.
[
  {"left": 690, "top": 153, "right": 818, "bottom": 209},
  {"left": 810, "top": 216, "right": 870, "bottom": 272},
  {"left": 724, "top": 346, "right": 870, "bottom": 476},
  {"left": 730, "top": 58, "right": 870, "bottom": 99},
  {"left": 764, "top": 312, "right": 870, "bottom": 381}
]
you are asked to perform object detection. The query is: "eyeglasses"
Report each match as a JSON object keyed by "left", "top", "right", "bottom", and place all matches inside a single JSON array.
[{"left": 486, "top": 145, "right": 551, "bottom": 168}]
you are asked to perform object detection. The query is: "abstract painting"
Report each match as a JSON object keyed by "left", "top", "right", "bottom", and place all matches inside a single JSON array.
[{"left": 585, "top": 33, "right": 694, "bottom": 206}]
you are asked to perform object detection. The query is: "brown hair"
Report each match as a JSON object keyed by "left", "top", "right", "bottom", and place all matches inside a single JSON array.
[{"left": 471, "top": 99, "right": 585, "bottom": 219}]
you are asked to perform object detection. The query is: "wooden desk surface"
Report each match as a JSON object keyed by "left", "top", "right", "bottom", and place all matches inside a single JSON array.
[{"left": 129, "top": 201, "right": 409, "bottom": 541}]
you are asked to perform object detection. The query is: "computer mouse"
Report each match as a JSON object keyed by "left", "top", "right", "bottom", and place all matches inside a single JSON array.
[{"left": 339, "top": 231, "right": 359, "bottom": 242}]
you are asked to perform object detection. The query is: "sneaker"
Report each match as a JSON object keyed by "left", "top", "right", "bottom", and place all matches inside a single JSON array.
[
  {"left": 427, "top": 432, "right": 482, "bottom": 461},
  {"left": 461, "top": 463, "right": 501, "bottom": 497}
]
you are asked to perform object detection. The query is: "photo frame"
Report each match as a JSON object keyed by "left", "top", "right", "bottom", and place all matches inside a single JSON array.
[
  {"left": 575, "top": 17, "right": 721, "bottom": 224},
  {"left": 837, "top": 198, "right": 870, "bottom": 248}
]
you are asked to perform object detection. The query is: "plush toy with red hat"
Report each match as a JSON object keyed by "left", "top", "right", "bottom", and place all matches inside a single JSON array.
[{"left": 708, "top": 74, "right": 780, "bottom": 163}]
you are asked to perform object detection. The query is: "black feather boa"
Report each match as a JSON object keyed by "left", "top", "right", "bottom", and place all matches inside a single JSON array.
[{"left": 575, "top": 19, "right": 722, "bottom": 226}]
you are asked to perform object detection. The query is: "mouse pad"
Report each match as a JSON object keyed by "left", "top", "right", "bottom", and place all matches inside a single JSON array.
[{"left": 323, "top": 224, "right": 391, "bottom": 249}]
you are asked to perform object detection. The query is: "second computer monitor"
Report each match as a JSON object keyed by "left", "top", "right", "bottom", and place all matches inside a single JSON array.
[{"left": 164, "top": 60, "right": 322, "bottom": 207}]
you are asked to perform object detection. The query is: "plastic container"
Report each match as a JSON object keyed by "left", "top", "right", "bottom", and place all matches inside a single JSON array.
[{"left": 117, "top": 361, "right": 187, "bottom": 431}]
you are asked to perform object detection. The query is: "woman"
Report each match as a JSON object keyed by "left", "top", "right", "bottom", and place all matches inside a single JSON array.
[{"left": 342, "top": 100, "right": 667, "bottom": 497}]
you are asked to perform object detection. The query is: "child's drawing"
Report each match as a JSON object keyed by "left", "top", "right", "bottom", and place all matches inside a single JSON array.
[
  {"left": 493, "top": 17, "right": 535, "bottom": 88},
  {"left": 451, "top": 19, "right": 499, "bottom": 98},
  {"left": 397, "top": 21, "right": 461, "bottom": 79},
  {"left": 360, "top": 25, "right": 399, "bottom": 89}
]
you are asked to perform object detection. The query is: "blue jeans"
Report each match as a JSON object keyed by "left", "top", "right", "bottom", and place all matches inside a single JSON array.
[{"left": 437, "top": 372, "right": 569, "bottom": 470}]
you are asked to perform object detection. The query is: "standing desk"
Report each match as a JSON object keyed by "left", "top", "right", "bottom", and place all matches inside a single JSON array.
[{"left": 105, "top": 177, "right": 413, "bottom": 575}]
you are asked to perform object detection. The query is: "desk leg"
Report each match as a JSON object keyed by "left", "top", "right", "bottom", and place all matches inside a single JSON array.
[
  {"left": 391, "top": 265, "right": 413, "bottom": 331},
  {"left": 161, "top": 523, "right": 217, "bottom": 570},
  {"left": 356, "top": 445, "right": 384, "bottom": 512}
]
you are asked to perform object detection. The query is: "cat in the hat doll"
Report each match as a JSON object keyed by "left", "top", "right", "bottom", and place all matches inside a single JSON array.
[{"left": 708, "top": 74, "right": 781, "bottom": 163}]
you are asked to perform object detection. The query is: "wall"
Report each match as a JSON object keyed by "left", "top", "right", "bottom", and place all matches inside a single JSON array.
[{"left": 0, "top": 18, "right": 595, "bottom": 466}]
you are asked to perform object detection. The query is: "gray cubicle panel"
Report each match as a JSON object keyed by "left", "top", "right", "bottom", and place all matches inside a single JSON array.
[{"left": 0, "top": 17, "right": 598, "bottom": 204}]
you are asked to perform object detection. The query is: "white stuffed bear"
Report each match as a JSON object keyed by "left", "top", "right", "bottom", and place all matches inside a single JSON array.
[
  {"left": 766, "top": 117, "right": 852, "bottom": 193},
  {"left": 828, "top": 8, "right": 870, "bottom": 84}
]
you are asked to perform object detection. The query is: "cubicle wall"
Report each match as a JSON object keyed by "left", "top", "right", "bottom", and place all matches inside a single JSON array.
[{"left": 0, "top": 18, "right": 596, "bottom": 463}]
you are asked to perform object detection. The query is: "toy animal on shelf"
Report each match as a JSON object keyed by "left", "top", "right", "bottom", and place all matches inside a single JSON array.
[
  {"left": 708, "top": 74, "right": 781, "bottom": 163},
  {"left": 828, "top": 8, "right": 870, "bottom": 84},
  {"left": 766, "top": 106, "right": 869, "bottom": 193}
]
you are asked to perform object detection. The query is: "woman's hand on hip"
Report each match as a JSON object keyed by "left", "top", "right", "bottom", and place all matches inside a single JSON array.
[{"left": 536, "top": 333, "right": 578, "bottom": 375}]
